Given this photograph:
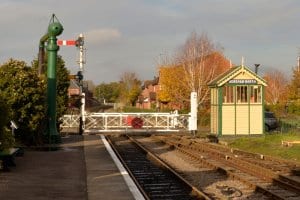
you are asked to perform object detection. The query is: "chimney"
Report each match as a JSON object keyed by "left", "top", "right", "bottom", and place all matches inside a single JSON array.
[{"left": 254, "top": 64, "right": 260, "bottom": 74}]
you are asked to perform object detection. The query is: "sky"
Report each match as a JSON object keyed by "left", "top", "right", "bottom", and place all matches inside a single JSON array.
[{"left": 0, "top": 0, "right": 299, "bottom": 84}]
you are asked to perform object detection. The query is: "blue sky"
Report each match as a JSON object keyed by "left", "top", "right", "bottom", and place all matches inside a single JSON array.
[{"left": 0, "top": 0, "right": 299, "bottom": 84}]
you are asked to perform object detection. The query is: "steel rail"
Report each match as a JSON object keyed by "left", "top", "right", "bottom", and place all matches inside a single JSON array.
[
  {"left": 189, "top": 141, "right": 300, "bottom": 195},
  {"left": 161, "top": 138, "right": 298, "bottom": 200},
  {"left": 107, "top": 134, "right": 210, "bottom": 200},
  {"left": 126, "top": 135, "right": 211, "bottom": 200},
  {"left": 106, "top": 135, "right": 150, "bottom": 200}
]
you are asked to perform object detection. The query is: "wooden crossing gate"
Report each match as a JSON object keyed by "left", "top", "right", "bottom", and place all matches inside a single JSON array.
[{"left": 60, "top": 112, "right": 189, "bottom": 133}]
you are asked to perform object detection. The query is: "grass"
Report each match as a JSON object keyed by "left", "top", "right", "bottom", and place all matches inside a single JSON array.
[{"left": 222, "top": 132, "right": 300, "bottom": 163}]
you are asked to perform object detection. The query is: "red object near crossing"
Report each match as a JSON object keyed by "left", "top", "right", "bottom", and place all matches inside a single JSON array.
[
  {"left": 57, "top": 40, "right": 76, "bottom": 46},
  {"left": 131, "top": 117, "right": 143, "bottom": 129}
]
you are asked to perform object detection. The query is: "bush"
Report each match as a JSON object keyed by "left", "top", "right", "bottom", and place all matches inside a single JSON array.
[
  {"left": 287, "top": 102, "right": 300, "bottom": 115},
  {"left": 265, "top": 104, "right": 287, "bottom": 117},
  {"left": 198, "top": 108, "right": 210, "bottom": 127},
  {"left": 0, "top": 96, "right": 14, "bottom": 150},
  {"left": 0, "top": 128, "right": 15, "bottom": 150},
  {"left": 122, "top": 106, "right": 157, "bottom": 113}
]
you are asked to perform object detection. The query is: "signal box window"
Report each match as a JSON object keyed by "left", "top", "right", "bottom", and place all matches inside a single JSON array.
[
  {"left": 236, "top": 86, "right": 248, "bottom": 103},
  {"left": 223, "top": 86, "right": 234, "bottom": 103},
  {"left": 250, "top": 86, "right": 261, "bottom": 103}
]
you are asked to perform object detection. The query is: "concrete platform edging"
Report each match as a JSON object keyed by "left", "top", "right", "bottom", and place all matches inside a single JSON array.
[{"left": 100, "top": 135, "right": 145, "bottom": 200}]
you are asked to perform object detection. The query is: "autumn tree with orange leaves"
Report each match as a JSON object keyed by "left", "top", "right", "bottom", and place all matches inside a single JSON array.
[
  {"left": 158, "top": 32, "right": 230, "bottom": 109},
  {"left": 158, "top": 65, "right": 187, "bottom": 108}
]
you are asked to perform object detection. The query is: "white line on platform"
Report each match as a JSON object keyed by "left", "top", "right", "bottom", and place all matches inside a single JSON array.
[{"left": 100, "top": 135, "right": 145, "bottom": 200}]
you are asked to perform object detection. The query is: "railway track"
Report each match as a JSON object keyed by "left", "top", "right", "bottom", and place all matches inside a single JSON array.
[
  {"left": 149, "top": 135, "right": 300, "bottom": 199},
  {"left": 168, "top": 135, "right": 300, "bottom": 190},
  {"left": 106, "top": 135, "right": 209, "bottom": 200}
]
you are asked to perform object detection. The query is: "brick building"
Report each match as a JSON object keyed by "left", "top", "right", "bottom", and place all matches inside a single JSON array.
[{"left": 136, "top": 77, "right": 160, "bottom": 109}]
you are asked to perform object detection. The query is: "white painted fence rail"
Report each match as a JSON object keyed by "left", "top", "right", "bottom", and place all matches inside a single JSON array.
[{"left": 60, "top": 112, "right": 189, "bottom": 133}]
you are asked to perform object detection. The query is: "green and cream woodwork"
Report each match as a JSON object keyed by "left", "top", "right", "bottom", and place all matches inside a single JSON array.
[{"left": 208, "top": 65, "right": 267, "bottom": 136}]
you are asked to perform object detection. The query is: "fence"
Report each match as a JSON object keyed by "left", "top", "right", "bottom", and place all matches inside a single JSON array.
[{"left": 60, "top": 112, "right": 189, "bottom": 133}]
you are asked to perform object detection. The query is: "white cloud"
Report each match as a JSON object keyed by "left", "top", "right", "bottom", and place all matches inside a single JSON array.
[
  {"left": 85, "top": 28, "right": 122, "bottom": 45},
  {"left": 0, "top": 0, "right": 299, "bottom": 83}
]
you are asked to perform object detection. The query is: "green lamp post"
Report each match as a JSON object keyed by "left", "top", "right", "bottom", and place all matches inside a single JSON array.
[{"left": 39, "top": 14, "right": 63, "bottom": 144}]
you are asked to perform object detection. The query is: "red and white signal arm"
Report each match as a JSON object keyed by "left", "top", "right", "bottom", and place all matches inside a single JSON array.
[{"left": 57, "top": 40, "right": 76, "bottom": 46}]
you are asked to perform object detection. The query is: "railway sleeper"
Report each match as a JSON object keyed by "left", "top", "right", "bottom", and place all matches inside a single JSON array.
[
  {"left": 149, "top": 193, "right": 196, "bottom": 200},
  {"left": 109, "top": 136, "right": 207, "bottom": 200},
  {"left": 146, "top": 188, "right": 184, "bottom": 195},
  {"left": 157, "top": 136, "right": 300, "bottom": 199},
  {"left": 278, "top": 174, "right": 300, "bottom": 189},
  {"left": 177, "top": 142, "right": 300, "bottom": 196}
]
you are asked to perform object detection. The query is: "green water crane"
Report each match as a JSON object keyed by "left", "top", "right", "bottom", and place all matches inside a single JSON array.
[{"left": 38, "top": 14, "right": 63, "bottom": 144}]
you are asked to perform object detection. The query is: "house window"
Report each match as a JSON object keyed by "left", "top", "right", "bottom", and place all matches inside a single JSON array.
[
  {"left": 250, "top": 85, "right": 262, "bottom": 103},
  {"left": 223, "top": 86, "right": 234, "bottom": 103},
  {"left": 236, "top": 86, "right": 248, "bottom": 103}
]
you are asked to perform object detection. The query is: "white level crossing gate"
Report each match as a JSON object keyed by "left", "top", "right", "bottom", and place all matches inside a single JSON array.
[{"left": 60, "top": 112, "right": 189, "bottom": 133}]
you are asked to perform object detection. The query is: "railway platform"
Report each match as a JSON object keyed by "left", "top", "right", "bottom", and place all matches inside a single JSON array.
[{"left": 0, "top": 134, "right": 138, "bottom": 200}]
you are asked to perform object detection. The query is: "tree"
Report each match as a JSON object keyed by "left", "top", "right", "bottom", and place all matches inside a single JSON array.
[
  {"left": 0, "top": 95, "right": 14, "bottom": 150},
  {"left": 176, "top": 32, "right": 229, "bottom": 105},
  {"left": 84, "top": 80, "right": 96, "bottom": 93},
  {"left": 158, "top": 65, "right": 187, "bottom": 107},
  {"left": 264, "top": 69, "right": 288, "bottom": 105},
  {"left": 287, "top": 67, "right": 300, "bottom": 114},
  {"left": 95, "top": 82, "right": 120, "bottom": 103},
  {"left": 158, "top": 32, "right": 230, "bottom": 109},
  {"left": 119, "top": 72, "right": 141, "bottom": 106},
  {"left": 32, "top": 54, "right": 70, "bottom": 126},
  {"left": 288, "top": 68, "right": 300, "bottom": 101},
  {"left": 55, "top": 55, "right": 70, "bottom": 121},
  {"left": 0, "top": 59, "right": 46, "bottom": 145}
]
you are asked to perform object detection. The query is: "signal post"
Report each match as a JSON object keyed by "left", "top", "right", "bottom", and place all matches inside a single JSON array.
[{"left": 58, "top": 34, "right": 86, "bottom": 134}]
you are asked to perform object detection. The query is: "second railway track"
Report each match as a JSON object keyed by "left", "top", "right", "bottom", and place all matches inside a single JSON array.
[
  {"left": 106, "top": 134, "right": 208, "bottom": 200},
  {"left": 106, "top": 134, "right": 300, "bottom": 199}
]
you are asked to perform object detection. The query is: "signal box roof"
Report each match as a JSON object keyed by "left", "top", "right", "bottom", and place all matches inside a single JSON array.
[{"left": 208, "top": 65, "right": 267, "bottom": 87}]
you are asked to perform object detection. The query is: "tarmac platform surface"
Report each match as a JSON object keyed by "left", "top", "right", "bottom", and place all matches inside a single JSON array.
[{"left": 0, "top": 135, "right": 136, "bottom": 200}]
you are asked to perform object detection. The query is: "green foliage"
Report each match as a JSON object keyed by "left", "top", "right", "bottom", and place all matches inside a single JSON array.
[
  {"left": 0, "top": 59, "right": 45, "bottom": 145},
  {"left": 0, "top": 95, "right": 10, "bottom": 130},
  {"left": 55, "top": 55, "right": 70, "bottom": 121},
  {"left": 0, "top": 95, "right": 14, "bottom": 150},
  {"left": 128, "top": 85, "right": 141, "bottom": 106},
  {"left": 278, "top": 115, "right": 300, "bottom": 133},
  {"left": 287, "top": 102, "right": 300, "bottom": 115},
  {"left": 287, "top": 67, "right": 300, "bottom": 115},
  {"left": 122, "top": 106, "right": 157, "bottom": 113},
  {"left": 32, "top": 55, "right": 70, "bottom": 129},
  {"left": 265, "top": 103, "right": 287, "bottom": 117},
  {"left": 95, "top": 82, "right": 120, "bottom": 103},
  {"left": 119, "top": 72, "right": 141, "bottom": 106},
  {"left": 198, "top": 108, "right": 210, "bottom": 126},
  {"left": 0, "top": 128, "right": 15, "bottom": 150},
  {"left": 121, "top": 106, "right": 184, "bottom": 113}
]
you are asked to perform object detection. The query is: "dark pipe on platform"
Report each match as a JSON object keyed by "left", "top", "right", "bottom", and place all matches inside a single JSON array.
[{"left": 38, "top": 34, "right": 49, "bottom": 76}]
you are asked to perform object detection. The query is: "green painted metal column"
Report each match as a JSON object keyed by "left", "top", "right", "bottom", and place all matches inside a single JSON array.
[
  {"left": 262, "top": 85, "right": 265, "bottom": 134},
  {"left": 45, "top": 16, "right": 63, "bottom": 143},
  {"left": 217, "top": 87, "right": 223, "bottom": 137}
]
